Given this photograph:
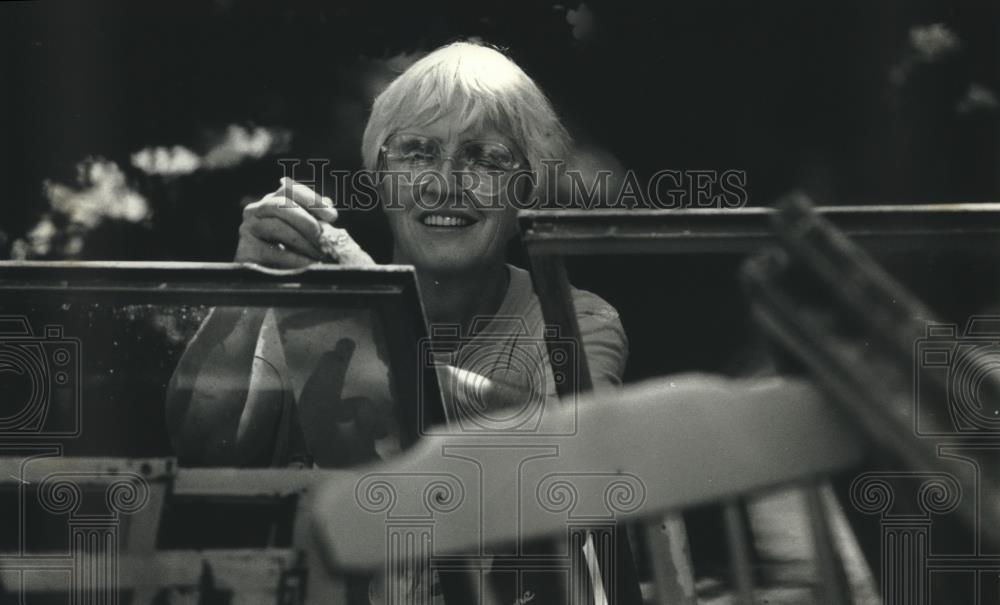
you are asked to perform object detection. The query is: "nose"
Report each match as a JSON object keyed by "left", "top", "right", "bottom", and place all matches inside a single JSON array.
[{"left": 419, "top": 156, "right": 463, "bottom": 205}]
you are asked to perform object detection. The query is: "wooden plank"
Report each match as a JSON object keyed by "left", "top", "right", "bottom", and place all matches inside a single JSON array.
[
  {"left": 641, "top": 514, "right": 697, "bottom": 605},
  {"left": 0, "top": 549, "right": 297, "bottom": 591},
  {"left": 0, "top": 459, "right": 391, "bottom": 494},
  {"left": 172, "top": 468, "right": 339, "bottom": 497},
  {"left": 744, "top": 248, "right": 988, "bottom": 543},
  {"left": 0, "top": 260, "right": 417, "bottom": 280},
  {"left": 0, "top": 457, "right": 176, "bottom": 484},
  {"left": 293, "top": 497, "right": 350, "bottom": 604},
  {"left": 527, "top": 253, "right": 642, "bottom": 604},
  {"left": 518, "top": 203, "right": 1000, "bottom": 255},
  {"left": 526, "top": 254, "right": 592, "bottom": 396},
  {"left": 124, "top": 465, "right": 172, "bottom": 605},
  {"left": 0, "top": 261, "right": 421, "bottom": 313},
  {"left": 0, "top": 459, "right": 343, "bottom": 499},
  {"left": 723, "top": 500, "right": 755, "bottom": 604},
  {"left": 311, "top": 376, "right": 864, "bottom": 571},
  {"left": 744, "top": 254, "right": 945, "bottom": 473},
  {"left": 804, "top": 483, "right": 853, "bottom": 605}
]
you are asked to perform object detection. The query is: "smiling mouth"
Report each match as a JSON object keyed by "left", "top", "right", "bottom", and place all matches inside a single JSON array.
[{"left": 420, "top": 214, "right": 477, "bottom": 228}]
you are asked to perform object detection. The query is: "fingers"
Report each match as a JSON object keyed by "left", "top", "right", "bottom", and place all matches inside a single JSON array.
[
  {"left": 237, "top": 234, "right": 314, "bottom": 269},
  {"left": 258, "top": 242, "right": 314, "bottom": 269},
  {"left": 277, "top": 177, "right": 339, "bottom": 223},
  {"left": 317, "top": 223, "right": 376, "bottom": 266},
  {"left": 249, "top": 177, "right": 339, "bottom": 244},
  {"left": 236, "top": 177, "right": 359, "bottom": 269},
  {"left": 247, "top": 216, "right": 323, "bottom": 259},
  {"left": 248, "top": 195, "right": 324, "bottom": 244}
]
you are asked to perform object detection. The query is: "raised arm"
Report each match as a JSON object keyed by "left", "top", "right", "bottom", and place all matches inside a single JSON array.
[
  {"left": 164, "top": 178, "right": 369, "bottom": 466},
  {"left": 165, "top": 306, "right": 276, "bottom": 465}
]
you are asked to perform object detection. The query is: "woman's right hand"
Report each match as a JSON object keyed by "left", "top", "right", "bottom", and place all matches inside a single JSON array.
[{"left": 235, "top": 177, "right": 340, "bottom": 268}]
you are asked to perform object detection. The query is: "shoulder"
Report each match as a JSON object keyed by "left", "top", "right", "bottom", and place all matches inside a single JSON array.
[
  {"left": 570, "top": 286, "right": 628, "bottom": 387},
  {"left": 505, "top": 264, "right": 624, "bottom": 330},
  {"left": 570, "top": 287, "right": 622, "bottom": 325},
  {"left": 505, "top": 265, "right": 628, "bottom": 385},
  {"left": 569, "top": 285, "right": 628, "bottom": 355}
]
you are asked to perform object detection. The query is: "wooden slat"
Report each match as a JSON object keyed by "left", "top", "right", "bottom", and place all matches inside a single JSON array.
[
  {"left": 524, "top": 253, "right": 608, "bottom": 604},
  {"left": 804, "top": 483, "right": 853, "bottom": 605},
  {"left": 311, "top": 375, "right": 865, "bottom": 571},
  {"left": 0, "top": 457, "right": 176, "bottom": 484},
  {"left": 0, "top": 458, "right": 347, "bottom": 498},
  {"left": 124, "top": 465, "right": 171, "bottom": 605},
  {"left": 746, "top": 267, "right": 930, "bottom": 467},
  {"left": 293, "top": 495, "right": 350, "bottom": 604},
  {"left": 0, "top": 549, "right": 297, "bottom": 591},
  {"left": 518, "top": 203, "right": 1000, "bottom": 255},
  {"left": 0, "top": 261, "right": 424, "bottom": 321},
  {"left": 527, "top": 253, "right": 592, "bottom": 396},
  {"left": 743, "top": 234, "right": 990, "bottom": 546},
  {"left": 173, "top": 468, "right": 339, "bottom": 497},
  {"left": 723, "top": 500, "right": 755, "bottom": 604},
  {"left": 642, "top": 514, "right": 697, "bottom": 604}
]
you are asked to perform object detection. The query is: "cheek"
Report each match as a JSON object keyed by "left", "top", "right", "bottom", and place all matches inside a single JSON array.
[
  {"left": 379, "top": 179, "right": 415, "bottom": 212},
  {"left": 380, "top": 186, "right": 414, "bottom": 236},
  {"left": 382, "top": 211, "right": 404, "bottom": 239},
  {"left": 490, "top": 202, "right": 520, "bottom": 241}
]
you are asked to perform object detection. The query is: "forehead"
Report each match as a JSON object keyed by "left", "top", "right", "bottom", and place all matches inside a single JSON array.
[{"left": 398, "top": 116, "right": 517, "bottom": 150}]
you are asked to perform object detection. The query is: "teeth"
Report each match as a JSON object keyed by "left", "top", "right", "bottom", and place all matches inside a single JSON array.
[{"left": 422, "top": 215, "right": 472, "bottom": 227}]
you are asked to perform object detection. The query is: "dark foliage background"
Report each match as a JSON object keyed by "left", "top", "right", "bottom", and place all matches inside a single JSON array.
[
  {"left": 3, "top": 0, "right": 999, "bottom": 261},
  {"left": 2, "top": 0, "right": 1000, "bottom": 455}
]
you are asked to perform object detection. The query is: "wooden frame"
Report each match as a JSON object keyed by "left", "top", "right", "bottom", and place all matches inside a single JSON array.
[
  {"left": 519, "top": 203, "right": 1000, "bottom": 256},
  {"left": 0, "top": 261, "right": 447, "bottom": 603},
  {"left": 742, "top": 198, "right": 1000, "bottom": 604},
  {"left": 0, "top": 260, "right": 447, "bottom": 445},
  {"left": 518, "top": 201, "right": 1000, "bottom": 604}
]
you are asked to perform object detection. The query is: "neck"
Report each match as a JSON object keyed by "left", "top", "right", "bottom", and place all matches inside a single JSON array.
[{"left": 403, "top": 258, "right": 510, "bottom": 334}]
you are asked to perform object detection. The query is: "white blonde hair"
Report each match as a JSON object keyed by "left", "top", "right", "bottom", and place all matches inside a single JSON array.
[{"left": 361, "top": 41, "right": 571, "bottom": 193}]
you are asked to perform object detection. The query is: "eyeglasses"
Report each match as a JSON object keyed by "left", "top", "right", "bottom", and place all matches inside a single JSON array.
[{"left": 379, "top": 133, "right": 525, "bottom": 196}]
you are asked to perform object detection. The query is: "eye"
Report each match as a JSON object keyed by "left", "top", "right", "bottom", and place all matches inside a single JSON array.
[
  {"left": 473, "top": 158, "right": 504, "bottom": 170},
  {"left": 386, "top": 135, "right": 440, "bottom": 164},
  {"left": 404, "top": 150, "right": 436, "bottom": 163},
  {"left": 462, "top": 143, "right": 516, "bottom": 171}
]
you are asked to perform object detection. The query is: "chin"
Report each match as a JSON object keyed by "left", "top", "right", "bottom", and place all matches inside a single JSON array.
[
  {"left": 413, "top": 256, "right": 487, "bottom": 275},
  {"left": 400, "top": 243, "right": 498, "bottom": 275}
]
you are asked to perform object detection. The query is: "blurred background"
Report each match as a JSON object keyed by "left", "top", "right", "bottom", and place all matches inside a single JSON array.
[
  {"left": 2, "top": 0, "right": 1000, "bottom": 450},
  {"left": 3, "top": 0, "right": 999, "bottom": 263}
]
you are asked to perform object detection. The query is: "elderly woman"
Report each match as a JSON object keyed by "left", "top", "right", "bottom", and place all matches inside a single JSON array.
[{"left": 166, "top": 41, "right": 627, "bottom": 469}]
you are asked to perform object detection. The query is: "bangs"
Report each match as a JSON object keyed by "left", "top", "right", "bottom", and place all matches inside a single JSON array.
[
  {"left": 386, "top": 62, "right": 519, "bottom": 146},
  {"left": 362, "top": 41, "right": 570, "bottom": 180}
]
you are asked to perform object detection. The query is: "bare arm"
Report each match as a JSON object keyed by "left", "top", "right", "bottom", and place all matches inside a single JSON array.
[
  {"left": 165, "top": 306, "right": 275, "bottom": 465},
  {"left": 165, "top": 178, "right": 370, "bottom": 466},
  {"left": 439, "top": 309, "right": 628, "bottom": 424}
]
